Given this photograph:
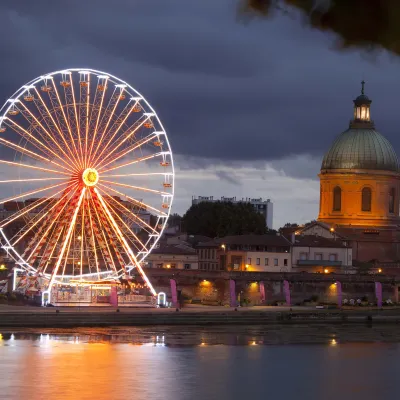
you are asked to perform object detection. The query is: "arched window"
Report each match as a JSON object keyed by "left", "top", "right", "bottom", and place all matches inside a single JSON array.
[
  {"left": 361, "top": 187, "right": 372, "bottom": 212},
  {"left": 389, "top": 188, "right": 395, "bottom": 214},
  {"left": 333, "top": 186, "right": 341, "bottom": 212}
]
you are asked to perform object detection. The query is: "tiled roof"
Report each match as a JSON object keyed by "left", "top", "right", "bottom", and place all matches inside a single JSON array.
[
  {"left": 293, "top": 235, "right": 349, "bottom": 248},
  {"left": 152, "top": 244, "right": 196, "bottom": 255}
]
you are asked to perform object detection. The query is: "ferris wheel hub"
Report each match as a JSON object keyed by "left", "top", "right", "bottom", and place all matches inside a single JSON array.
[{"left": 82, "top": 168, "right": 99, "bottom": 187}]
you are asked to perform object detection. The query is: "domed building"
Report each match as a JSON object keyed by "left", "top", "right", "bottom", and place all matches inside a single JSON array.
[
  {"left": 318, "top": 82, "right": 400, "bottom": 228},
  {"left": 301, "top": 82, "right": 400, "bottom": 265}
]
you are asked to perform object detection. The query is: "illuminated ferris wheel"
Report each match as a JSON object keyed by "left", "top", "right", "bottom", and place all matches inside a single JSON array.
[{"left": 0, "top": 68, "right": 174, "bottom": 295}]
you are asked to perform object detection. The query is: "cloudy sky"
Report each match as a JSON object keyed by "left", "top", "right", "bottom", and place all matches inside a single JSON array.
[{"left": 1, "top": 0, "right": 400, "bottom": 229}]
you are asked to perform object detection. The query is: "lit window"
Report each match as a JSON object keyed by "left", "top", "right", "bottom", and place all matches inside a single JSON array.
[
  {"left": 389, "top": 188, "right": 395, "bottom": 214},
  {"left": 362, "top": 187, "right": 372, "bottom": 212},
  {"left": 333, "top": 186, "right": 341, "bottom": 212}
]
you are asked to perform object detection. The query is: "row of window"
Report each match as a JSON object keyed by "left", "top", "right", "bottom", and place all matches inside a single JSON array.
[
  {"left": 148, "top": 263, "right": 192, "bottom": 270},
  {"left": 198, "top": 249, "right": 217, "bottom": 260},
  {"left": 299, "top": 253, "right": 337, "bottom": 261},
  {"left": 199, "top": 262, "right": 220, "bottom": 270},
  {"left": 332, "top": 186, "right": 395, "bottom": 213},
  {"left": 249, "top": 257, "right": 288, "bottom": 267}
]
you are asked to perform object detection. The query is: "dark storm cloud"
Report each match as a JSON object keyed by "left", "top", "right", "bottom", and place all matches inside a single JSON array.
[{"left": 0, "top": 0, "right": 399, "bottom": 179}]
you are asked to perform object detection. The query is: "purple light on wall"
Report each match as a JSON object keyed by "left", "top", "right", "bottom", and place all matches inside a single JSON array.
[
  {"left": 375, "top": 281, "right": 382, "bottom": 308},
  {"left": 110, "top": 286, "right": 118, "bottom": 307},
  {"left": 170, "top": 279, "right": 178, "bottom": 308},
  {"left": 259, "top": 281, "right": 266, "bottom": 303},
  {"left": 336, "top": 281, "right": 342, "bottom": 307},
  {"left": 229, "top": 279, "right": 236, "bottom": 307},
  {"left": 283, "top": 280, "right": 291, "bottom": 306}
]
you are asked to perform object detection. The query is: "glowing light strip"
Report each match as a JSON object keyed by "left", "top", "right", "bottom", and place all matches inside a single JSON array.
[
  {"left": 101, "top": 172, "right": 173, "bottom": 178},
  {"left": 97, "top": 185, "right": 157, "bottom": 234},
  {"left": 99, "top": 193, "right": 147, "bottom": 252},
  {"left": 69, "top": 73, "right": 84, "bottom": 169},
  {"left": 0, "top": 177, "right": 67, "bottom": 184},
  {"left": 87, "top": 77, "right": 108, "bottom": 165},
  {"left": 51, "top": 79, "right": 83, "bottom": 170},
  {"left": 0, "top": 137, "right": 70, "bottom": 173},
  {"left": 94, "top": 188, "right": 156, "bottom": 296},
  {"left": 97, "top": 132, "right": 157, "bottom": 170},
  {"left": 0, "top": 160, "right": 70, "bottom": 176},
  {"left": 87, "top": 199, "right": 100, "bottom": 280},
  {"left": 94, "top": 115, "right": 148, "bottom": 168},
  {"left": 101, "top": 179, "right": 170, "bottom": 196},
  {"left": 89, "top": 88, "right": 121, "bottom": 164},
  {"left": 99, "top": 152, "right": 163, "bottom": 173},
  {"left": 33, "top": 88, "right": 81, "bottom": 171},
  {"left": 48, "top": 188, "right": 85, "bottom": 289},
  {"left": 97, "top": 182, "right": 166, "bottom": 216},
  {"left": 0, "top": 185, "right": 69, "bottom": 228},
  {"left": 0, "top": 181, "right": 70, "bottom": 207},
  {"left": 92, "top": 101, "right": 141, "bottom": 166},
  {"left": 13, "top": 183, "right": 78, "bottom": 246},
  {"left": 5, "top": 115, "right": 76, "bottom": 174},
  {"left": 88, "top": 190, "right": 118, "bottom": 275}
]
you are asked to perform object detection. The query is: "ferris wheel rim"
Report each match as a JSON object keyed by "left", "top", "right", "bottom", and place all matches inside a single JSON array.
[{"left": 0, "top": 68, "right": 175, "bottom": 289}]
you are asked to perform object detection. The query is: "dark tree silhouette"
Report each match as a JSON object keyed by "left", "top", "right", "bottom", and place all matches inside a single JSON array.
[
  {"left": 182, "top": 201, "right": 268, "bottom": 237},
  {"left": 240, "top": 0, "right": 400, "bottom": 56}
]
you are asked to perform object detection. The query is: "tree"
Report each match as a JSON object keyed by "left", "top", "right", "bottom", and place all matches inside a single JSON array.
[
  {"left": 182, "top": 201, "right": 268, "bottom": 237},
  {"left": 239, "top": 0, "right": 400, "bottom": 57},
  {"left": 168, "top": 213, "right": 182, "bottom": 229},
  {"left": 283, "top": 222, "right": 299, "bottom": 228}
]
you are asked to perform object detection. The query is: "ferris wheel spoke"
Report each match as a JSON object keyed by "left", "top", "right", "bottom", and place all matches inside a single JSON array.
[
  {"left": 87, "top": 76, "right": 108, "bottom": 166},
  {"left": 4, "top": 117, "right": 77, "bottom": 173},
  {"left": 96, "top": 186, "right": 157, "bottom": 235},
  {"left": 99, "top": 193, "right": 147, "bottom": 252},
  {"left": 93, "top": 114, "right": 148, "bottom": 168},
  {"left": 101, "top": 179, "right": 170, "bottom": 196},
  {"left": 102, "top": 172, "right": 173, "bottom": 178},
  {"left": 91, "top": 101, "right": 143, "bottom": 166},
  {"left": 12, "top": 183, "right": 79, "bottom": 247},
  {"left": 96, "top": 131, "right": 157, "bottom": 171},
  {"left": 66, "top": 72, "right": 84, "bottom": 167},
  {"left": 86, "top": 200, "right": 100, "bottom": 279},
  {"left": 99, "top": 152, "right": 164, "bottom": 174},
  {"left": 48, "top": 188, "right": 86, "bottom": 289},
  {"left": 0, "top": 137, "right": 71, "bottom": 173},
  {"left": 0, "top": 160, "right": 72, "bottom": 177},
  {"left": 88, "top": 190, "right": 119, "bottom": 275},
  {"left": 89, "top": 87, "right": 120, "bottom": 166},
  {"left": 95, "top": 189, "right": 157, "bottom": 295},
  {"left": 97, "top": 182, "right": 166, "bottom": 217},
  {"left": 0, "top": 177, "right": 68, "bottom": 184},
  {"left": 13, "top": 103, "right": 70, "bottom": 164},
  {"left": 33, "top": 87, "right": 82, "bottom": 171},
  {"left": 0, "top": 185, "right": 71, "bottom": 228},
  {"left": 48, "top": 78, "right": 82, "bottom": 170},
  {"left": 0, "top": 181, "right": 72, "bottom": 207}
]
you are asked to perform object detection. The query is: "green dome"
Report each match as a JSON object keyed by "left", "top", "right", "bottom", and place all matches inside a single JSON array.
[{"left": 321, "top": 128, "right": 400, "bottom": 172}]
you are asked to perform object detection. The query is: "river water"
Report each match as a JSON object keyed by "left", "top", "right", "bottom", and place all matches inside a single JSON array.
[{"left": 0, "top": 325, "right": 399, "bottom": 400}]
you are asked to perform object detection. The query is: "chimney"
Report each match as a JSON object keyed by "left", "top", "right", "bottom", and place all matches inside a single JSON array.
[{"left": 291, "top": 233, "right": 295, "bottom": 244}]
